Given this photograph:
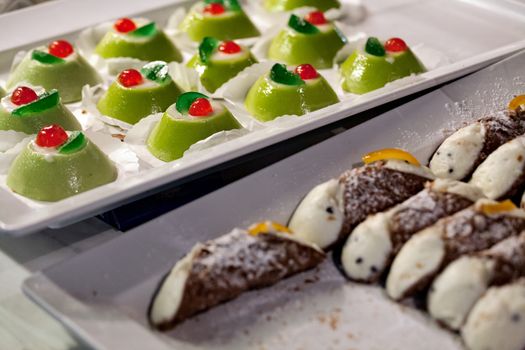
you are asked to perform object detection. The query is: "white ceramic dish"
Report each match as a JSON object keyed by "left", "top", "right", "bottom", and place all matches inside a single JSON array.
[
  {"left": 23, "top": 48, "right": 525, "bottom": 350},
  {"left": 2, "top": 0, "right": 525, "bottom": 236}
]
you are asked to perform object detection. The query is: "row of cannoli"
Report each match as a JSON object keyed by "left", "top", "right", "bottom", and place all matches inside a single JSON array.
[{"left": 147, "top": 97, "right": 525, "bottom": 350}]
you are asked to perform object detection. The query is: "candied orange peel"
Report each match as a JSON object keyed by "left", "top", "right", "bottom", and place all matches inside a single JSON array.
[
  {"left": 480, "top": 200, "right": 517, "bottom": 215},
  {"left": 508, "top": 95, "right": 525, "bottom": 112},
  {"left": 362, "top": 148, "right": 420, "bottom": 166},
  {"left": 248, "top": 221, "right": 291, "bottom": 236}
]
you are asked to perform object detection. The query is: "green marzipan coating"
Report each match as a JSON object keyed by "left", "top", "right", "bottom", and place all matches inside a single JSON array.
[
  {"left": 6, "top": 139, "right": 117, "bottom": 202},
  {"left": 264, "top": 0, "right": 340, "bottom": 12},
  {"left": 268, "top": 25, "right": 346, "bottom": 69},
  {"left": 179, "top": 5, "right": 260, "bottom": 42},
  {"left": 340, "top": 48, "right": 426, "bottom": 94},
  {"left": 245, "top": 74, "right": 339, "bottom": 122},
  {"left": 95, "top": 30, "right": 183, "bottom": 63},
  {"left": 6, "top": 51, "right": 103, "bottom": 103},
  {"left": 187, "top": 51, "right": 257, "bottom": 92},
  {"left": 0, "top": 101, "right": 81, "bottom": 134},
  {"left": 97, "top": 79, "right": 183, "bottom": 125},
  {"left": 147, "top": 105, "right": 241, "bottom": 161}
]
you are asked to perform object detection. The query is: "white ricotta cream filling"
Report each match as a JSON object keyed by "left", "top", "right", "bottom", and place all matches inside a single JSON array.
[
  {"left": 430, "top": 178, "right": 485, "bottom": 202},
  {"left": 470, "top": 135, "right": 525, "bottom": 200},
  {"left": 429, "top": 122, "right": 485, "bottom": 180},
  {"left": 386, "top": 226, "right": 445, "bottom": 300},
  {"left": 462, "top": 279, "right": 525, "bottom": 350},
  {"left": 288, "top": 179, "right": 344, "bottom": 250},
  {"left": 341, "top": 211, "right": 392, "bottom": 281},
  {"left": 384, "top": 159, "right": 435, "bottom": 179},
  {"left": 150, "top": 244, "right": 201, "bottom": 326},
  {"left": 428, "top": 256, "right": 494, "bottom": 330}
]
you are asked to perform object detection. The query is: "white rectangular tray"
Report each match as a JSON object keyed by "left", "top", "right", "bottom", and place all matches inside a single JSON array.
[
  {"left": 2, "top": 0, "right": 525, "bottom": 235},
  {"left": 23, "top": 48, "right": 525, "bottom": 350}
]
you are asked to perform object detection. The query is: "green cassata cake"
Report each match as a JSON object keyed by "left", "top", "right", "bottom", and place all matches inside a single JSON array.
[
  {"left": 0, "top": 86, "right": 5, "bottom": 98},
  {"left": 6, "top": 40, "right": 102, "bottom": 103},
  {"left": 0, "top": 86, "right": 81, "bottom": 134},
  {"left": 264, "top": 0, "right": 340, "bottom": 12},
  {"left": 268, "top": 11, "right": 346, "bottom": 69},
  {"left": 147, "top": 92, "right": 241, "bottom": 161},
  {"left": 180, "top": 0, "right": 260, "bottom": 42},
  {"left": 245, "top": 63, "right": 339, "bottom": 122},
  {"left": 97, "top": 61, "right": 184, "bottom": 125},
  {"left": 187, "top": 37, "right": 257, "bottom": 93},
  {"left": 341, "top": 37, "right": 426, "bottom": 94},
  {"left": 7, "top": 124, "right": 117, "bottom": 202},
  {"left": 95, "top": 18, "right": 183, "bottom": 63}
]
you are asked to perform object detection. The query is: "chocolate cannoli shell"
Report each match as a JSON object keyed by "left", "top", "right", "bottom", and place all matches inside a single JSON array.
[
  {"left": 339, "top": 160, "right": 433, "bottom": 237},
  {"left": 149, "top": 229, "right": 325, "bottom": 330}
]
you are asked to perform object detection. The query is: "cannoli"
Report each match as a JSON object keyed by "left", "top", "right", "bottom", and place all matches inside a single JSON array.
[
  {"left": 469, "top": 135, "right": 525, "bottom": 200},
  {"left": 340, "top": 179, "right": 483, "bottom": 283},
  {"left": 428, "top": 232, "right": 525, "bottom": 330},
  {"left": 288, "top": 149, "right": 434, "bottom": 250},
  {"left": 386, "top": 199, "right": 525, "bottom": 300},
  {"left": 461, "top": 278, "right": 525, "bottom": 350},
  {"left": 148, "top": 222, "right": 325, "bottom": 330},
  {"left": 429, "top": 99, "right": 525, "bottom": 181}
]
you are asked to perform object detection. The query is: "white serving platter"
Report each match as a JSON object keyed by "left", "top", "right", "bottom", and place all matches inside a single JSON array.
[
  {"left": 2, "top": 0, "right": 525, "bottom": 236},
  {"left": 23, "top": 49, "right": 525, "bottom": 350}
]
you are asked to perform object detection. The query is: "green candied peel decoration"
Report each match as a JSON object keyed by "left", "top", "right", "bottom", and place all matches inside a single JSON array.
[
  {"left": 270, "top": 63, "right": 304, "bottom": 86},
  {"left": 129, "top": 22, "right": 157, "bottom": 37},
  {"left": 141, "top": 61, "right": 171, "bottom": 84},
  {"left": 176, "top": 92, "right": 209, "bottom": 114},
  {"left": 12, "top": 90, "right": 60, "bottom": 117},
  {"left": 365, "top": 37, "right": 385, "bottom": 57},
  {"left": 288, "top": 14, "right": 320, "bottom": 35},
  {"left": 31, "top": 50, "right": 65, "bottom": 64},
  {"left": 58, "top": 131, "right": 87, "bottom": 154},
  {"left": 204, "top": 0, "right": 241, "bottom": 11},
  {"left": 199, "top": 37, "right": 220, "bottom": 64}
]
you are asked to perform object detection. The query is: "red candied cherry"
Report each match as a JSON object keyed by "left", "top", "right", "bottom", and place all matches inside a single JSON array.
[
  {"left": 384, "top": 38, "right": 408, "bottom": 52},
  {"left": 203, "top": 3, "right": 225, "bottom": 15},
  {"left": 189, "top": 98, "right": 213, "bottom": 117},
  {"left": 305, "top": 11, "right": 327, "bottom": 25},
  {"left": 36, "top": 124, "right": 69, "bottom": 148},
  {"left": 10, "top": 86, "right": 39, "bottom": 106},
  {"left": 295, "top": 64, "right": 318, "bottom": 80},
  {"left": 114, "top": 18, "right": 137, "bottom": 33},
  {"left": 48, "top": 40, "right": 74, "bottom": 58},
  {"left": 218, "top": 41, "right": 241, "bottom": 54},
  {"left": 118, "top": 69, "right": 144, "bottom": 88}
]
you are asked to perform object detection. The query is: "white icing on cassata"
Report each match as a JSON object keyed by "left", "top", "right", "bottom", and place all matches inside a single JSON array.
[
  {"left": 383, "top": 159, "right": 435, "bottom": 180},
  {"left": 341, "top": 211, "right": 391, "bottom": 281},
  {"left": 462, "top": 279, "right": 525, "bottom": 350},
  {"left": 150, "top": 244, "right": 200, "bottom": 326},
  {"left": 211, "top": 49, "right": 249, "bottom": 62},
  {"left": 428, "top": 256, "right": 495, "bottom": 330},
  {"left": 429, "top": 122, "right": 485, "bottom": 180},
  {"left": 386, "top": 226, "right": 445, "bottom": 300},
  {"left": 470, "top": 135, "right": 525, "bottom": 200},
  {"left": 288, "top": 179, "right": 344, "bottom": 250},
  {"left": 1, "top": 85, "right": 47, "bottom": 113},
  {"left": 166, "top": 101, "right": 224, "bottom": 121},
  {"left": 430, "top": 178, "right": 485, "bottom": 202}
]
